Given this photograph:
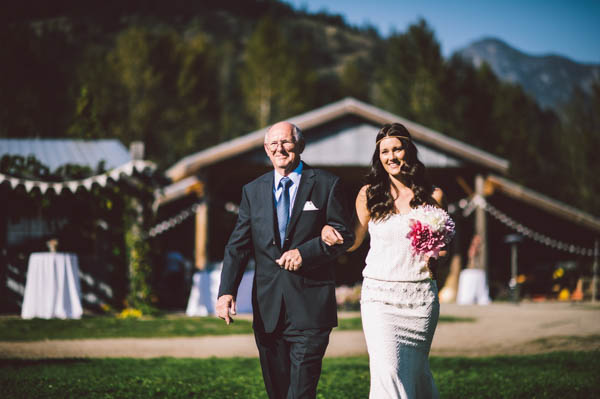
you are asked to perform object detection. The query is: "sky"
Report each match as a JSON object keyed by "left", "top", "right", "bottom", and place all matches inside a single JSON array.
[{"left": 286, "top": 0, "right": 600, "bottom": 64}]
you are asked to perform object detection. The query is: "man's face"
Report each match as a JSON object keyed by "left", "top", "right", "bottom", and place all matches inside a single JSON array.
[{"left": 264, "top": 124, "right": 301, "bottom": 173}]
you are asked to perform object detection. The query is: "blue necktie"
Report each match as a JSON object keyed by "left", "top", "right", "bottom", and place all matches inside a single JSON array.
[{"left": 277, "top": 177, "right": 293, "bottom": 246}]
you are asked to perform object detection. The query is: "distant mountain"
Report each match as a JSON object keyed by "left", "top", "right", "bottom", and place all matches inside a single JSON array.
[{"left": 456, "top": 38, "right": 600, "bottom": 111}]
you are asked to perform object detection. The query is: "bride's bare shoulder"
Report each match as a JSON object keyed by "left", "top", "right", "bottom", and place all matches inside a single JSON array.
[
  {"left": 431, "top": 187, "right": 447, "bottom": 209},
  {"left": 358, "top": 184, "right": 370, "bottom": 196}
]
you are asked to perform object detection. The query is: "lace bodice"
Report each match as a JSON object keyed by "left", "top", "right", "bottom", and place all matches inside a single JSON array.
[{"left": 363, "top": 210, "right": 432, "bottom": 282}]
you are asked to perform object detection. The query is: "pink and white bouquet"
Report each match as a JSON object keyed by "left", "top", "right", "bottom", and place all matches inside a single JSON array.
[{"left": 406, "top": 205, "right": 455, "bottom": 259}]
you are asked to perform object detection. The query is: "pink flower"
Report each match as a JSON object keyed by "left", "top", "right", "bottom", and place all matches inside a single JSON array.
[{"left": 406, "top": 207, "right": 455, "bottom": 258}]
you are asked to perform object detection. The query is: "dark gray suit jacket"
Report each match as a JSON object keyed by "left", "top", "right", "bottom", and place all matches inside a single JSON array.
[{"left": 218, "top": 165, "right": 354, "bottom": 333}]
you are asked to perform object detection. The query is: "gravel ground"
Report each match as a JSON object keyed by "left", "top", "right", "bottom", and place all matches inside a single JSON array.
[{"left": 1, "top": 302, "right": 598, "bottom": 359}]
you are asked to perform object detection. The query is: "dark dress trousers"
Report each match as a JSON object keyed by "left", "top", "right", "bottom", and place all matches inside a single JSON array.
[{"left": 218, "top": 165, "right": 354, "bottom": 398}]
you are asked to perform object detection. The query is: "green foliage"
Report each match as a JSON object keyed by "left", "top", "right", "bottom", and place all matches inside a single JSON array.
[
  {"left": 0, "top": 314, "right": 476, "bottom": 341},
  {"left": 0, "top": 352, "right": 598, "bottom": 398},
  {"left": 0, "top": 154, "right": 158, "bottom": 310},
  {"left": 124, "top": 196, "right": 155, "bottom": 313},
  {"left": 374, "top": 19, "right": 445, "bottom": 128},
  {"left": 68, "top": 26, "right": 221, "bottom": 168},
  {"left": 557, "top": 83, "right": 600, "bottom": 212},
  {"left": 0, "top": 316, "right": 253, "bottom": 341},
  {"left": 0, "top": 3, "right": 597, "bottom": 215},
  {"left": 337, "top": 316, "right": 475, "bottom": 331},
  {"left": 0, "top": 23, "right": 76, "bottom": 138},
  {"left": 240, "top": 15, "right": 318, "bottom": 127}
]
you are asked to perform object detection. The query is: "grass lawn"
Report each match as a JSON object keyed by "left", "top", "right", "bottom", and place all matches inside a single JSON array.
[
  {"left": 0, "top": 315, "right": 473, "bottom": 341},
  {"left": 0, "top": 352, "right": 597, "bottom": 398}
]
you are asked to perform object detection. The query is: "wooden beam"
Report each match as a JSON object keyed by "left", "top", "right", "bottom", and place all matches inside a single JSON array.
[
  {"left": 194, "top": 202, "right": 208, "bottom": 270},
  {"left": 475, "top": 174, "right": 488, "bottom": 271},
  {"left": 153, "top": 176, "right": 204, "bottom": 210},
  {"left": 486, "top": 174, "right": 600, "bottom": 233}
]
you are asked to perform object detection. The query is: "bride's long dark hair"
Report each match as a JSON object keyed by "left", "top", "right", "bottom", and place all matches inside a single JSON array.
[{"left": 366, "top": 123, "right": 433, "bottom": 221}]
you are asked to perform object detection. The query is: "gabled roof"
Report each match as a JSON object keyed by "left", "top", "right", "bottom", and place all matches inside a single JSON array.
[
  {"left": 166, "top": 97, "right": 509, "bottom": 182},
  {"left": 0, "top": 139, "right": 131, "bottom": 171}
]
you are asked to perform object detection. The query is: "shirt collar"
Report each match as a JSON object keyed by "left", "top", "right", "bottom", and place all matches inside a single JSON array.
[{"left": 274, "top": 161, "right": 303, "bottom": 189}]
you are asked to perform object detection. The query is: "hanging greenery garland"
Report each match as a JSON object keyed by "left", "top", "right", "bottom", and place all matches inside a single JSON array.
[{"left": 1, "top": 154, "right": 160, "bottom": 314}]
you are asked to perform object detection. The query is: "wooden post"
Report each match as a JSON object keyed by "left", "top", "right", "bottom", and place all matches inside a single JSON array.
[
  {"left": 195, "top": 201, "right": 208, "bottom": 270},
  {"left": 475, "top": 174, "right": 488, "bottom": 272},
  {"left": 510, "top": 242, "right": 519, "bottom": 302},
  {"left": 593, "top": 239, "right": 599, "bottom": 303},
  {"left": 438, "top": 253, "right": 461, "bottom": 303}
]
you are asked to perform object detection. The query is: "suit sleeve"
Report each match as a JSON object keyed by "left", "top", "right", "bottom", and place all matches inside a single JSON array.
[
  {"left": 296, "top": 176, "right": 355, "bottom": 269},
  {"left": 218, "top": 185, "right": 252, "bottom": 298}
]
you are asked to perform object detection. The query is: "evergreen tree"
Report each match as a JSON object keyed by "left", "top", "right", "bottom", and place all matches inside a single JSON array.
[
  {"left": 240, "top": 15, "right": 316, "bottom": 128},
  {"left": 559, "top": 83, "right": 600, "bottom": 213},
  {"left": 373, "top": 19, "right": 445, "bottom": 131},
  {"left": 69, "top": 26, "right": 220, "bottom": 166}
]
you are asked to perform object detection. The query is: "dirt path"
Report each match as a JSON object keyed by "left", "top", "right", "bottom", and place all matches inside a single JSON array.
[{"left": 1, "top": 302, "right": 598, "bottom": 359}]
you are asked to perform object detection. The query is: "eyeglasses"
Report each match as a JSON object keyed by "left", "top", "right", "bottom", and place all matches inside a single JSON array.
[{"left": 266, "top": 140, "right": 296, "bottom": 151}]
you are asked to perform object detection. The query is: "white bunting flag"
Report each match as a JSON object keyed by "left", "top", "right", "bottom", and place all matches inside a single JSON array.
[
  {"left": 97, "top": 175, "right": 108, "bottom": 187},
  {"left": 109, "top": 169, "right": 121, "bottom": 181},
  {"left": 83, "top": 178, "right": 93, "bottom": 190},
  {"left": 67, "top": 182, "right": 79, "bottom": 193},
  {"left": 123, "top": 162, "right": 134, "bottom": 176}
]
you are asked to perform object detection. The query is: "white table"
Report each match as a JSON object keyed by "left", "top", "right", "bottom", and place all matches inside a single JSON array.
[
  {"left": 21, "top": 252, "right": 83, "bottom": 319},
  {"left": 186, "top": 263, "right": 254, "bottom": 316},
  {"left": 456, "top": 268, "right": 491, "bottom": 305}
]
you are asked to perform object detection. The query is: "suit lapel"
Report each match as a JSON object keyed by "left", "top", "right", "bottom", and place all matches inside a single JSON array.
[
  {"left": 286, "top": 167, "right": 315, "bottom": 237},
  {"left": 259, "top": 172, "right": 276, "bottom": 243}
]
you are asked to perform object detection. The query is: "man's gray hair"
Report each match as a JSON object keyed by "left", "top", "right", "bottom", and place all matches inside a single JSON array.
[
  {"left": 264, "top": 123, "right": 305, "bottom": 152},
  {"left": 290, "top": 124, "right": 304, "bottom": 147}
]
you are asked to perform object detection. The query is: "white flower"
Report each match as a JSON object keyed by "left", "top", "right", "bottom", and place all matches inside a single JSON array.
[{"left": 410, "top": 205, "right": 449, "bottom": 232}]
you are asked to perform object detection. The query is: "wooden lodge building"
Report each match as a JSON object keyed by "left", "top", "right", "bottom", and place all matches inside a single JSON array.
[{"left": 157, "top": 98, "right": 600, "bottom": 301}]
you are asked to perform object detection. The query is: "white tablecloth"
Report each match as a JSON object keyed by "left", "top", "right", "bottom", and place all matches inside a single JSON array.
[
  {"left": 186, "top": 267, "right": 254, "bottom": 316},
  {"left": 21, "top": 252, "right": 83, "bottom": 319},
  {"left": 456, "top": 268, "right": 491, "bottom": 305}
]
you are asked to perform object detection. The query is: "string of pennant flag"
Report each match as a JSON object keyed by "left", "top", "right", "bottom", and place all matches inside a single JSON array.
[
  {"left": 0, "top": 160, "right": 156, "bottom": 194},
  {"left": 3, "top": 161, "right": 595, "bottom": 257}
]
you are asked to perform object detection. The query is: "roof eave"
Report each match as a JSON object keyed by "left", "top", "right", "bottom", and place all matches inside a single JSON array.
[
  {"left": 487, "top": 174, "right": 600, "bottom": 233},
  {"left": 165, "top": 97, "right": 510, "bottom": 182}
]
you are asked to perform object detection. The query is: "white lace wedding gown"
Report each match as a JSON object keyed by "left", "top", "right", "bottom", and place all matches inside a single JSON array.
[{"left": 361, "top": 211, "right": 440, "bottom": 399}]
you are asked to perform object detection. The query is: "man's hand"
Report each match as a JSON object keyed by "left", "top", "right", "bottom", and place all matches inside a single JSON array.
[
  {"left": 321, "top": 225, "right": 344, "bottom": 246},
  {"left": 276, "top": 249, "right": 303, "bottom": 271},
  {"left": 216, "top": 294, "right": 236, "bottom": 325}
]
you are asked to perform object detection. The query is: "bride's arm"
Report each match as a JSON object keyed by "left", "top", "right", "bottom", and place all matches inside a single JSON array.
[
  {"left": 431, "top": 187, "right": 449, "bottom": 259},
  {"left": 322, "top": 185, "right": 370, "bottom": 252}
]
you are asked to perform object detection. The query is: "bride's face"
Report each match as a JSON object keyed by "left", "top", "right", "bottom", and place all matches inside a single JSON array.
[{"left": 379, "top": 137, "right": 406, "bottom": 177}]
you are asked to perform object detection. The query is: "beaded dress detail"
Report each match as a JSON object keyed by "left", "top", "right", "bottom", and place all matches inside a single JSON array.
[{"left": 360, "top": 209, "right": 440, "bottom": 399}]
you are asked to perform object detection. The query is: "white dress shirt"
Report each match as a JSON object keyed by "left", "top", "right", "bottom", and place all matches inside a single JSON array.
[{"left": 273, "top": 161, "right": 303, "bottom": 217}]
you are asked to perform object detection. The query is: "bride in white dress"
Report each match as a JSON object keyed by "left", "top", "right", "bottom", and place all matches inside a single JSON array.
[{"left": 322, "top": 123, "right": 448, "bottom": 399}]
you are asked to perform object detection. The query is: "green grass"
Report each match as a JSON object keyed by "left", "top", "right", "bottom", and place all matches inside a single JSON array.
[
  {"left": 337, "top": 316, "right": 474, "bottom": 330},
  {"left": 0, "top": 314, "right": 474, "bottom": 341},
  {"left": 0, "top": 352, "right": 597, "bottom": 398},
  {"left": 0, "top": 315, "right": 254, "bottom": 341}
]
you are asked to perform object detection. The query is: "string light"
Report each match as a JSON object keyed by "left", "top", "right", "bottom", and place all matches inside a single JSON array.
[
  {"left": 146, "top": 199, "right": 241, "bottom": 238},
  {"left": 457, "top": 195, "right": 595, "bottom": 257},
  {"left": 147, "top": 202, "right": 202, "bottom": 238}
]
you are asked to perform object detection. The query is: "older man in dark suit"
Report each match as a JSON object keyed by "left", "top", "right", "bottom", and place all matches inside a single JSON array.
[{"left": 216, "top": 121, "right": 354, "bottom": 399}]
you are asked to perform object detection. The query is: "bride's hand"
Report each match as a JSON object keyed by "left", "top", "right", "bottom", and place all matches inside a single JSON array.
[{"left": 321, "top": 225, "right": 344, "bottom": 246}]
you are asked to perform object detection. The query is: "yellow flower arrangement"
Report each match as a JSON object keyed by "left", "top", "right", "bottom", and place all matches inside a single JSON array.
[
  {"left": 117, "top": 308, "right": 143, "bottom": 319},
  {"left": 553, "top": 268, "right": 564, "bottom": 279}
]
